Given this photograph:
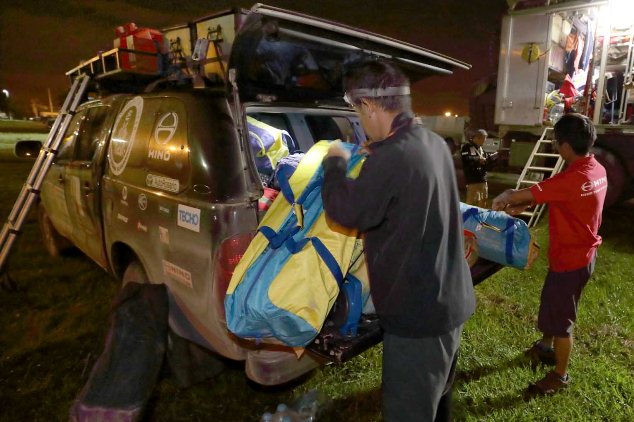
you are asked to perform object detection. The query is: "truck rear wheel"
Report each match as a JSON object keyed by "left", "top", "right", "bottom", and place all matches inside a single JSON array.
[
  {"left": 38, "top": 204, "right": 71, "bottom": 257},
  {"left": 592, "top": 147, "right": 626, "bottom": 207},
  {"left": 122, "top": 260, "right": 149, "bottom": 286}
]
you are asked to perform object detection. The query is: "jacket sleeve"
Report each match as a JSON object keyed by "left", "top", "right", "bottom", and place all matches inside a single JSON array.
[
  {"left": 322, "top": 154, "right": 395, "bottom": 232},
  {"left": 461, "top": 144, "right": 480, "bottom": 168}
]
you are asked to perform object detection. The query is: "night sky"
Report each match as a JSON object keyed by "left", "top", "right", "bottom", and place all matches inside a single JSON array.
[{"left": 0, "top": 0, "right": 508, "bottom": 117}]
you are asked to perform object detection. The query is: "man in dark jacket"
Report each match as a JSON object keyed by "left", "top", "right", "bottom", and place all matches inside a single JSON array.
[
  {"left": 461, "top": 129, "right": 497, "bottom": 207},
  {"left": 322, "top": 60, "right": 475, "bottom": 421}
]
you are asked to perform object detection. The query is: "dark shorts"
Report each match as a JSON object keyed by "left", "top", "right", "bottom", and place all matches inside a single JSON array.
[{"left": 538, "top": 257, "right": 595, "bottom": 337}]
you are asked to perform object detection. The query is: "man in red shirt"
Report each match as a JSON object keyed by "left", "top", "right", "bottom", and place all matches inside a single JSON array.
[{"left": 492, "top": 113, "right": 606, "bottom": 395}]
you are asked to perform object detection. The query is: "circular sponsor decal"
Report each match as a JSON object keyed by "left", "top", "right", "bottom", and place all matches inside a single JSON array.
[
  {"left": 138, "top": 193, "right": 147, "bottom": 211},
  {"left": 154, "top": 112, "right": 178, "bottom": 145},
  {"left": 109, "top": 96, "right": 144, "bottom": 176}
]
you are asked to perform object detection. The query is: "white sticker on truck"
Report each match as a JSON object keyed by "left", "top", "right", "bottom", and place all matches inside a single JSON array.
[
  {"left": 109, "top": 96, "right": 143, "bottom": 176},
  {"left": 146, "top": 174, "right": 179, "bottom": 193},
  {"left": 159, "top": 226, "right": 169, "bottom": 244},
  {"left": 177, "top": 204, "right": 200, "bottom": 233},
  {"left": 162, "top": 260, "right": 193, "bottom": 288}
]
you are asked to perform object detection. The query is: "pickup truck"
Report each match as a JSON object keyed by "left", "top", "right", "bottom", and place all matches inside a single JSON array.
[{"left": 30, "top": 4, "right": 500, "bottom": 387}]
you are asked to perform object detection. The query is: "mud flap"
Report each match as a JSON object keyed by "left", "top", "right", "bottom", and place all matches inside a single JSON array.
[{"left": 70, "top": 282, "right": 168, "bottom": 422}]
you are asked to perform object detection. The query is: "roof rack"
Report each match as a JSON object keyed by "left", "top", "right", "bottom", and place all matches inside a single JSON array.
[{"left": 66, "top": 48, "right": 167, "bottom": 93}]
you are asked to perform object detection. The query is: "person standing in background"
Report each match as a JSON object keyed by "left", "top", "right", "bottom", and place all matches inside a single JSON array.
[{"left": 461, "top": 128, "right": 497, "bottom": 207}]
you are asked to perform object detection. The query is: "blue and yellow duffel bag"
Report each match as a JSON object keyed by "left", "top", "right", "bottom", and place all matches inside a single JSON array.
[
  {"left": 225, "top": 141, "right": 370, "bottom": 347},
  {"left": 460, "top": 203, "right": 539, "bottom": 269}
]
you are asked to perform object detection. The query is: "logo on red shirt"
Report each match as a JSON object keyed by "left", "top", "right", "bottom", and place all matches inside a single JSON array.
[{"left": 580, "top": 176, "right": 607, "bottom": 196}]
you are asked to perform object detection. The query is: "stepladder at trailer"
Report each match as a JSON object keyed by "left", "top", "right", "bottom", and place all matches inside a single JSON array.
[
  {"left": 0, "top": 75, "right": 91, "bottom": 286},
  {"left": 514, "top": 127, "right": 564, "bottom": 228}
]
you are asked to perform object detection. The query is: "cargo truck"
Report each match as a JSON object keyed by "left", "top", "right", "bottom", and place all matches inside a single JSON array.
[{"left": 472, "top": 0, "right": 634, "bottom": 206}]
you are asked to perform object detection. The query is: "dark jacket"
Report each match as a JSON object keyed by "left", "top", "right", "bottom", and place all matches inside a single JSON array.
[
  {"left": 461, "top": 141, "right": 496, "bottom": 184},
  {"left": 322, "top": 112, "right": 475, "bottom": 338}
]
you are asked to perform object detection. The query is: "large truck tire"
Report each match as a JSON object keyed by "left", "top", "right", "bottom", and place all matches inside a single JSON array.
[
  {"left": 122, "top": 260, "right": 149, "bottom": 285},
  {"left": 38, "top": 204, "right": 72, "bottom": 257},
  {"left": 592, "top": 147, "right": 626, "bottom": 208}
]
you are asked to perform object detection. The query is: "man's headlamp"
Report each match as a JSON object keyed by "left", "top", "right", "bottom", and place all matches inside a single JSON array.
[{"left": 343, "top": 86, "right": 411, "bottom": 106}]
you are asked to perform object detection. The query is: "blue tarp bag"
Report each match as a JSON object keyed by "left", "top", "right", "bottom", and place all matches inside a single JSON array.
[{"left": 460, "top": 203, "right": 539, "bottom": 269}]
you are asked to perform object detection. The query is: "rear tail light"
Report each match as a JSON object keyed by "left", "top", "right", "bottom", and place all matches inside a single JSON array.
[{"left": 214, "top": 231, "right": 255, "bottom": 316}]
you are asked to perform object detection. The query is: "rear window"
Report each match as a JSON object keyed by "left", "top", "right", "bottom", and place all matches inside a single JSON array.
[
  {"left": 247, "top": 112, "right": 299, "bottom": 151},
  {"left": 305, "top": 115, "right": 355, "bottom": 143}
]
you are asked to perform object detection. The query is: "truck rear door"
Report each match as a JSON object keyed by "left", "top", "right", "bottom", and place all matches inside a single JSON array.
[{"left": 495, "top": 13, "right": 551, "bottom": 126}]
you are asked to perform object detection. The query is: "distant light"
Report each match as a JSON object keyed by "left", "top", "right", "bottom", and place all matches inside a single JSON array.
[
  {"left": 444, "top": 111, "right": 452, "bottom": 117},
  {"left": 1, "top": 89, "right": 8, "bottom": 98},
  {"left": 454, "top": 114, "right": 458, "bottom": 117},
  {"left": 26, "top": 153, "right": 31, "bottom": 156}
]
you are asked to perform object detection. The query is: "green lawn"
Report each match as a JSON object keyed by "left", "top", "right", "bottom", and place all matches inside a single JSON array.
[{"left": 0, "top": 161, "right": 632, "bottom": 421}]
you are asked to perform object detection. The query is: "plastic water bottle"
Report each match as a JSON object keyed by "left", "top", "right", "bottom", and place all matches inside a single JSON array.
[
  {"left": 262, "top": 390, "right": 331, "bottom": 421},
  {"left": 549, "top": 103, "right": 564, "bottom": 123},
  {"left": 263, "top": 403, "right": 302, "bottom": 422}
]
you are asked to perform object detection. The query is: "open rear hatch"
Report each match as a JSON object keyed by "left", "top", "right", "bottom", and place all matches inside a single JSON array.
[
  {"left": 227, "top": 4, "right": 483, "bottom": 363},
  {"left": 230, "top": 3, "right": 471, "bottom": 104}
]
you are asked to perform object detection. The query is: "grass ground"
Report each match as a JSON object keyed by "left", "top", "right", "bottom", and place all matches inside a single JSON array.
[{"left": 0, "top": 161, "right": 632, "bottom": 421}]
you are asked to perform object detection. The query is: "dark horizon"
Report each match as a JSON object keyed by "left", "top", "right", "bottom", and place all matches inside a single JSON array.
[{"left": 0, "top": 0, "right": 507, "bottom": 117}]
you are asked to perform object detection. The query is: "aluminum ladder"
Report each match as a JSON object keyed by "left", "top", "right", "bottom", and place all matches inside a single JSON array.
[
  {"left": 0, "top": 75, "right": 90, "bottom": 287},
  {"left": 619, "top": 25, "right": 634, "bottom": 124},
  {"left": 514, "top": 127, "right": 564, "bottom": 228}
]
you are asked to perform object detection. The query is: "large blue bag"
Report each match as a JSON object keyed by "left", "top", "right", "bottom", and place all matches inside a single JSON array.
[{"left": 460, "top": 203, "right": 539, "bottom": 269}]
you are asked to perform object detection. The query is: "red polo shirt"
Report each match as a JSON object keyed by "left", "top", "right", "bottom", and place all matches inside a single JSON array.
[{"left": 530, "top": 155, "right": 607, "bottom": 272}]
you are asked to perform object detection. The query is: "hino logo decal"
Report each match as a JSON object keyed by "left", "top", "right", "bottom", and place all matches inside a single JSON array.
[
  {"left": 154, "top": 112, "right": 178, "bottom": 145},
  {"left": 581, "top": 176, "right": 607, "bottom": 192},
  {"left": 177, "top": 204, "right": 200, "bottom": 233},
  {"left": 148, "top": 149, "right": 171, "bottom": 161}
]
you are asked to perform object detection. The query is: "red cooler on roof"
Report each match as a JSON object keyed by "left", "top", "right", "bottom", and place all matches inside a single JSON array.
[{"left": 114, "top": 22, "right": 167, "bottom": 73}]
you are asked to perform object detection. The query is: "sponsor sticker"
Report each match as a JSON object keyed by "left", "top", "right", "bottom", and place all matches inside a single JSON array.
[
  {"left": 109, "top": 96, "right": 143, "bottom": 176},
  {"left": 138, "top": 193, "right": 147, "bottom": 211},
  {"left": 162, "top": 260, "right": 192, "bottom": 288},
  {"left": 177, "top": 204, "right": 200, "bottom": 232},
  {"left": 117, "top": 213, "right": 128, "bottom": 223},
  {"left": 159, "top": 226, "right": 169, "bottom": 244},
  {"left": 159, "top": 205, "right": 170, "bottom": 216},
  {"left": 154, "top": 112, "right": 178, "bottom": 145},
  {"left": 146, "top": 174, "right": 179, "bottom": 193},
  {"left": 136, "top": 221, "right": 148, "bottom": 232},
  {"left": 121, "top": 185, "right": 128, "bottom": 206}
]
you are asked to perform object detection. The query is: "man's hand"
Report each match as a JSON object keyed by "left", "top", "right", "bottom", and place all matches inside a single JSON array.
[
  {"left": 326, "top": 140, "right": 351, "bottom": 161},
  {"left": 492, "top": 188, "right": 535, "bottom": 215},
  {"left": 491, "top": 190, "right": 511, "bottom": 211}
]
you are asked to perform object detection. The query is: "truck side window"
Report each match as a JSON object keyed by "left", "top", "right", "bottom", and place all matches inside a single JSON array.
[
  {"left": 75, "top": 106, "right": 110, "bottom": 162},
  {"left": 56, "top": 110, "right": 87, "bottom": 161},
  {"left": 305, "top": 115, "right": 355, "bottom": 143}
]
